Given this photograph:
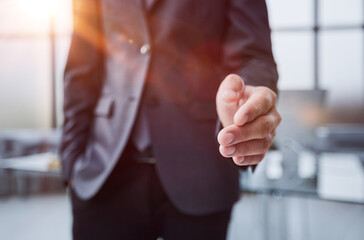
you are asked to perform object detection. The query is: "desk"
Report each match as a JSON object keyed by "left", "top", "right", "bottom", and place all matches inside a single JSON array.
[
  {"left": 240, "top": 150, "right": 364, "bottom": 204},
  {"left": 0, "top": 153, "right": 63, "bottom": 197},
  {"left": 239, "top": 150, "right": 364, "bottom": 240}
]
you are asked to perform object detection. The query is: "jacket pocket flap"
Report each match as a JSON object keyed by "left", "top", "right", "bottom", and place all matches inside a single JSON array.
[{"left": 93, "top": 96, "right": 114, "bottom": 117}]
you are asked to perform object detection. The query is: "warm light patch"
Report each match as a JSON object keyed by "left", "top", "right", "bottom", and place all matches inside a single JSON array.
[{"left": 300, "top": 103, "right": 329, "bottom": 127}]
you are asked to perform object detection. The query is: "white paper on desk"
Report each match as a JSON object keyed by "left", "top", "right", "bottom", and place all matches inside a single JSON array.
[{"left": 318, "top": 153, "right": 364, "bottom": 202}]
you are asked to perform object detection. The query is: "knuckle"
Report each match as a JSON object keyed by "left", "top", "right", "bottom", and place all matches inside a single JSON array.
[
  {"left": 263, "top": 94, "right": 271, "bottom": 107},
  {"left": 261, "top": 117, "right": 272, "bottom": 136}
]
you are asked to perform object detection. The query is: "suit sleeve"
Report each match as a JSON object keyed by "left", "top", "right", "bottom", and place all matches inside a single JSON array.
[
  {"left": 60, "top": 0, "right": 104, "bottom": 183},
  {"left": 222, "top": 0, "right": 278, "bottom": 171},
  {"left": 223, "top": 0, "right": 278, "bottom": 94}
]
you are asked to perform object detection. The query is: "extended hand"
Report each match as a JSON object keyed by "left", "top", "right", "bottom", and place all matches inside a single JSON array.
[{"left": 216, "top": 74, "right": 281, "bottom": 166}]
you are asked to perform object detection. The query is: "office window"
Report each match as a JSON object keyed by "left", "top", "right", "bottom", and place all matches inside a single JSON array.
[
  {"left": 268, "top": 0, "right": 364, "bottom": 118},
  {"left": 320, "top": 30, "right": 364, "bottom": 110},
  {"left": 0, "top": 39, "right": 51, "bottom": 128},
  {"left": 0, "top": 0, "right": 72, "bottom": 129},
  {"left": 266, "top": 0, "right": 314, "bottom": 28},
  {"left": 272, "top": 32, "right": 314, "bottom": 90},
  {"left": 320, "top": 0, "right": 363, "bottom": 26}
]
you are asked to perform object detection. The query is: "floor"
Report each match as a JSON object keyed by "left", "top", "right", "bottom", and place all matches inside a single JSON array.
[
  {"left": 1, "top": 192, "right": 364, "bottom": 240},
  {"left": 0, "top": 193, "right": 72, "bottom": 240}
]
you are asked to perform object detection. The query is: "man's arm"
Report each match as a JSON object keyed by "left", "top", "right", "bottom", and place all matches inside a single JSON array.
[
  {"left": 216, "top": 0, "right": 280, "bottom": 166},
  {"left": 223, "top": 0, "right": 278, "bottom": 92},
  {"left": 60, "top": 0, "right": 104, "bottom": 183}
]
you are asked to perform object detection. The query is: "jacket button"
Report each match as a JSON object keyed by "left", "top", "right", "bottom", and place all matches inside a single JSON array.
[
  {"left": 146, "top": 95, "right": 159, "bottom": 108},
  {"left": 140, "top": 44, "right": 151, "bottom": 55}
]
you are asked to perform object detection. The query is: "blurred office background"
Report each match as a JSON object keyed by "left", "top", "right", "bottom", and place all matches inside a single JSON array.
[{"left": 0, "top": 0, "right": 364, "bottom": 240}]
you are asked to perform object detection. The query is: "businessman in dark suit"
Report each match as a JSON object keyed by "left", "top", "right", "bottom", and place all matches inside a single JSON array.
[{"left": 61, "top": 0, "right": 280, "bottom": 239}]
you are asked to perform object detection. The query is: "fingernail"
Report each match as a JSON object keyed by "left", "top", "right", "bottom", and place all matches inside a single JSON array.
[
  {"left": 224, "top": 133, "right": 234, "bottom": 144},
  {"left": 222, "top": 90, "right": 237, "bottom": 101},
  {"left": 226, "top": 146, "right": 235, "bottom": 155},
  {"left": 239, "top": 157, "right": 245, "bottom": 163}
]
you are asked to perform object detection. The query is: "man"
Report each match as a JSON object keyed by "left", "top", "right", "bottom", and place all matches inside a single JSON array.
[{"left": 61, "top": 0, "right": 280, "bottom": 239}]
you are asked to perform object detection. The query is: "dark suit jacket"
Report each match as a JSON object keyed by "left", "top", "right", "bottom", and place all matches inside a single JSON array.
[{"left": 61, "top": 0, "right": 278, "bottom": 215}]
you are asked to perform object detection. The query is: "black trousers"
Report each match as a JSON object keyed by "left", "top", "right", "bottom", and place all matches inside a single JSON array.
[{"left": 70, "top": 155, "right": 232, "bottom": 240}]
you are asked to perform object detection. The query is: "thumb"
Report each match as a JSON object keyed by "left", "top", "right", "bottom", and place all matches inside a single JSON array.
[
  {"left": 216, "top": 74, "right": 245, "bottom": 127},
  {"left": 218, "top": 74, "right": 244, "bottom": 103}
]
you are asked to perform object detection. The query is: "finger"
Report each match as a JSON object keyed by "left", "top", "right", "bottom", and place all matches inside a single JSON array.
[
  {"left": 234, "top": 89, "right": 276, "bottom": 126},
  {"left": 218, "top": 108, "right": 280, "bottom": 145},
  {"left": 219, "top": 133, "right": 273, "bottom": 158},
  {"left": 217, "top": 74, "right": 244, "bottom": 103},
  {"left": 232, "top": 154, "right": 265, "bottom": 166},
  {"left": 216, "top": 74, "right": 245, "bottom": 127}
]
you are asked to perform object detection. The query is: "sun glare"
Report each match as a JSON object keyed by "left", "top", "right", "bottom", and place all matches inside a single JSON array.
[{"left": 19, "top": 0, "right": 60, "bottom": 19}]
